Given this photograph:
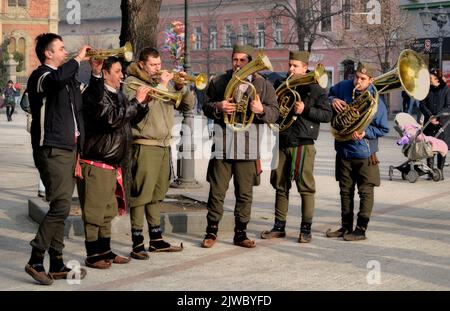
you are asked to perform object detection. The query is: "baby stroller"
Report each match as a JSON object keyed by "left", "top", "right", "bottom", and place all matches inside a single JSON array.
[{"left": 388, "top": 112, "right": 450, "bottom": 183}]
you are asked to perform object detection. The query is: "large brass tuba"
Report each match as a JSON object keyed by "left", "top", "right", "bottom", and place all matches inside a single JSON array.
[
  {"left": 331, "top": 49, "right": 430, "bottom": 141},
  {"left": 270, "top": 63, "right": 328, "bottom": 132},
  {"left": 223, "top": 53, "right": 273, "bottom": 131}
]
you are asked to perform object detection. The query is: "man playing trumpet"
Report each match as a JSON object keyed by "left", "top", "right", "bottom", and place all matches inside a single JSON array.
[
  {"left": 122, "top": 47, "right": 194, "bottom": 259},
  {"left": 326, "top": 62, "right": 389, "bottom": 241}
]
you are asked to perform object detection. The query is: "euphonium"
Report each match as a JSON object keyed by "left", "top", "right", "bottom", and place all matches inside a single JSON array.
[
  {"left": 331, "top": 49, "right": 430, "bottom": 141},
  {"left": 121, "top": 80, "right": 183, "bottom": 108},
  {"left": 71, "top": 42, "right": 134, "bottom": 62},
  {"left": 223, "top": 53, "right": 273, "bottom": 131},
  {"left": 270, "top": 63, "right": 328, "bottom": 132}
]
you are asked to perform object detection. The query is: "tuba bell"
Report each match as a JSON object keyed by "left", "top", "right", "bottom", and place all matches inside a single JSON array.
[
  {"left": 270, "top": 63, "right": 328, "bottom": 132},
  {"left": 331, "top": 49, "right": 430, "bottom": 141},
  {"left": 223, "top": 53, "right": 273, "bottom": 131}
]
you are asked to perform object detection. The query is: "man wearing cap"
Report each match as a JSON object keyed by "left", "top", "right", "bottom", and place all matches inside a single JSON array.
[
  {"left": 201, "top": 44, "right": 278, "bottom": 248},
  {"left": 261, "top": 51, "right": 332, "bottom": 243},
  {"left": 326, "top": 62, "right": 389, "bottom": 241}
]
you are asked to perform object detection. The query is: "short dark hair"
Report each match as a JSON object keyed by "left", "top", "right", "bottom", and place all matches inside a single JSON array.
[
  {"left": 138, "top": 47, "right": 160, "bottom": 62},
  {"left": 430, "top": 68, "right": 445, "bottom": 84},
  {"left": 35, "top": 33, "right": 63, "bottom": 64},
  {"left": 7, "top": 80, "right": 13, "bottom": 84},
  {"left": 102, "top": 56, "right": 121, "bottom": 72}
]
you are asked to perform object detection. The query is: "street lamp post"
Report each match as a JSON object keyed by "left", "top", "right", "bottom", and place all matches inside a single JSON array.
[
  {"left": 419, "top": 4, "right": 449, "bottom": 70},
  {"left": 172, "top": 0, "right": 201, "bottom": 189}
]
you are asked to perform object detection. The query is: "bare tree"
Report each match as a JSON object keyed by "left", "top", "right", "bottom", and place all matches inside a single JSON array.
[
  {"left": 262, "top": 0, "right": 343, "bottom": 51},
  {"left": 120, "top": 0, "right": 162, "bottom": 55},
  {"left": 344, "top": 0, "right": 415, "bottom": 73}
]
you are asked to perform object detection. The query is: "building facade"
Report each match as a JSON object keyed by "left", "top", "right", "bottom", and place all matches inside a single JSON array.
[{"left": 1, "top": 0, "right": 59, "bottom": 83}]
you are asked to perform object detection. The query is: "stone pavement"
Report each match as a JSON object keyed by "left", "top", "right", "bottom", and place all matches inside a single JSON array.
[{"left": 0, "top": 111, "right": 449, "bottom": 291}]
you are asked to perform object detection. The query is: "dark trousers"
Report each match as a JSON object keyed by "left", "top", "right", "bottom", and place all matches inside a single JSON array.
[
  {"left": 31, "top": 147, "right": 76, "bottom": 253},
  {"left": 6, "top": 104, "right": 15, "bottom": 121},
  {"left": 335, "top": 155, "right": 380, "bottom": 228},
  {"left": 206, "top": 159, "right": 258, "bottom": 224}
]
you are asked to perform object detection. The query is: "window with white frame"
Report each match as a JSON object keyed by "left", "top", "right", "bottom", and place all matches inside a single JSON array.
[
  {"left": 194, "top": 27, "right": 202, "bottom": 50},
  {"left": 240, "top": 24, "right": 250, "bottom": 45},
  {"left": 8, "top": 0, "right": 27, "bottom": 7},
  {"left": 223, "top": 25, "right": 233, "bottom": 48},
  {"left": 256, "top": 23, "right": 265, "bottom": 48},
  {"left": 209, "top": 26, "right": 218, "bottom": 50},
  {"left": 273, "top": 21, "right": 283, "bottom": 48}
]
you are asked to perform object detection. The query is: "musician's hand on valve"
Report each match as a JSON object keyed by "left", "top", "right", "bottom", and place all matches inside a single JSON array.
[
  {"left": 332, "top": 98, "right": 347, "bottom": 113},
  {"left": 430, "top": 117, "right": 440, "bottom": 125},
  {"left": 75, "top": 45, "right": 92, "bottom": 62},
  {"left": 160, "top": 71, "right": 174, "bottom": 88},
  {"left": 250, "top": 94, "right": 264, "bottom": 114},
  {"left": 174, "top": 71, "right": 186, "bottom": 90},
  {"left": 294, "top": 101, "right": 305, "bottom": 115},
  {"left": 352, "top": 131, "right": 365, "bottom": 141},
  {"left": 218, "top": 98, "right": 236, "bottom": 114},
  {"left": 135, "top": 86, "right": 150, "bottom": 104}
]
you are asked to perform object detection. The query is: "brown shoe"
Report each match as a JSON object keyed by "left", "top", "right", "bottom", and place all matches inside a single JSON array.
[
  {"left": 84, "top": 259, "right": 111, "bottom": 269},
  {"left": 130, "top": 250, "right": 149, "bottom": 260},
  {"left": 260, "top": 230, "right": 286, "bottom": 239},
  {"left": 49, "top": 267, "right": 87, "bottom": 280},
  {"left": 25, "top": 264, "right": 53, "bottom": 285},
  {"left": 234, "top": 239, "right": 256, "bottom": 248},
  {"left": 109, "top": 255, "right": 131, "bottom": 264},
  {"left": 201, "top": 233, "right": 217, "bottom": 248},
  {"left": 326, "top": 227, "right": 350, "bottom": 238},
  {"left": 149, "top": 241, "right": 184, "bottom": 252},
  {"left": 298, "top": 232, "right": 312, "bottom": 243}
]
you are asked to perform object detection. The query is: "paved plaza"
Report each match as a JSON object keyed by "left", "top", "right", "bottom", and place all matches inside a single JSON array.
[{"left": 0, "top": 111, "right": 449, "bottom": 291}]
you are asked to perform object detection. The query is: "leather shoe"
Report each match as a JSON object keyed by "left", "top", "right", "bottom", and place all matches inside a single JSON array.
[
  {"left": 25, "top": 264, "right": 53, "bottom": 285},
  {"left": 84, "top": 259, "right": 111, "bottom": 269},
  {"left": 201, "top": 238, "right": 216, "bottom": 248},
  {"left": 234, "top": 239, "right": 256, "bottom": 248},
  {"left": 130, "top": 250, "right": 149, "bottom": 260},
  {"left": 49, "top": 266, "right": 87, "bottom": 280},
  {"left": 260, "top": 230, "right": 286, "bottom": 239},
  {"left": 326, "top": 227, "right": 350, "bottom": 238},
  {"left": 109, "top": 255, "right": 131, "bottom": 264}
]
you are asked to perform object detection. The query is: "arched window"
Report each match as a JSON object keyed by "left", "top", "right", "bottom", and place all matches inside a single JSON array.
[
  {"left": 7, "top": 37, "right": 16, "bottom": 54},
  {"left": 18, "top": 37, "right": 26, "bottom": 54}
]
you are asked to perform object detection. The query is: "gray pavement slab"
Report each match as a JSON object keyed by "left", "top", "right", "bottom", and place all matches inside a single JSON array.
[{"left": 0, "top": 112, "right": 449, "bottom": 291}]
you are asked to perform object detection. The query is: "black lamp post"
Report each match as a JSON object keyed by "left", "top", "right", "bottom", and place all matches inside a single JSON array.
[
  {"left": 419, "top": 4, "right": 449, "bottom": 70},
  {"left": 172, "top": 0, "right": 201, "bottom": 189}
]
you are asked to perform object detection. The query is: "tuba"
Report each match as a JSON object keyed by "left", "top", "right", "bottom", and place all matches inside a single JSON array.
[
  {"left": 270, "top": 63, "right": 328, "bottom": 132},
  {"left": 121, "top": 80, "right": 183, "bottom": 108},
  {"left": 331, "top": 49, "right": 430, "bottom": 141},
  {"left": 223, "top": 53, "right": 273, "bottom": 131}
]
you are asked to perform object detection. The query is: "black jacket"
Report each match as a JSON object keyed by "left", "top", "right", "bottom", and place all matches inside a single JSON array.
[
  {"left": 81, "top": 75, "right": 148, "bottom": 165},
  {"left": 420, "top": 81, "right": 450, "bottom": 148},
  {"left": 28, "top": 59, "right": 85, "bottom": 151},
  {"left": 276, "top": 78, "right": 332, "bottom": 148}
]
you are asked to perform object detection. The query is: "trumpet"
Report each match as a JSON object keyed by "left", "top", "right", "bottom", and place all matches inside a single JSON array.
[
  {"left": 70, "top": 42, "right": 134, "bottom": 62},
  {"left": 121, "top": 80, "right": 183, "bottom": 108},
  {"left": 157, "top": 70, "right": 208, "bottom": 90}
]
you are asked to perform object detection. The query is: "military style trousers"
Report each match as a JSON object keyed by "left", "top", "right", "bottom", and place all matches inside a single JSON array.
[
  {"left": 270, "top": 145, "right": 317, "bottom": 223},
  {"left": 77, "top": 163, "right": 118, "bottom": 241},
  {"left": 206, "top": 159, "right": 259, "bottom": 224},
  {"left": 130, "top": 145, "right": 170, "bottom": 230},
  {"left": 335, "top": 155, "right": 380, "bottom": 228},
  {"left": 31, "top": 147, "right": 77, "bottom": 253}
]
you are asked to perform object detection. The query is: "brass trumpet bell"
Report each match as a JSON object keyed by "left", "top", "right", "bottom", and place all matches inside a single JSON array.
[{"left": 77, "top": 41, "right": 134, "bottom": 62}]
